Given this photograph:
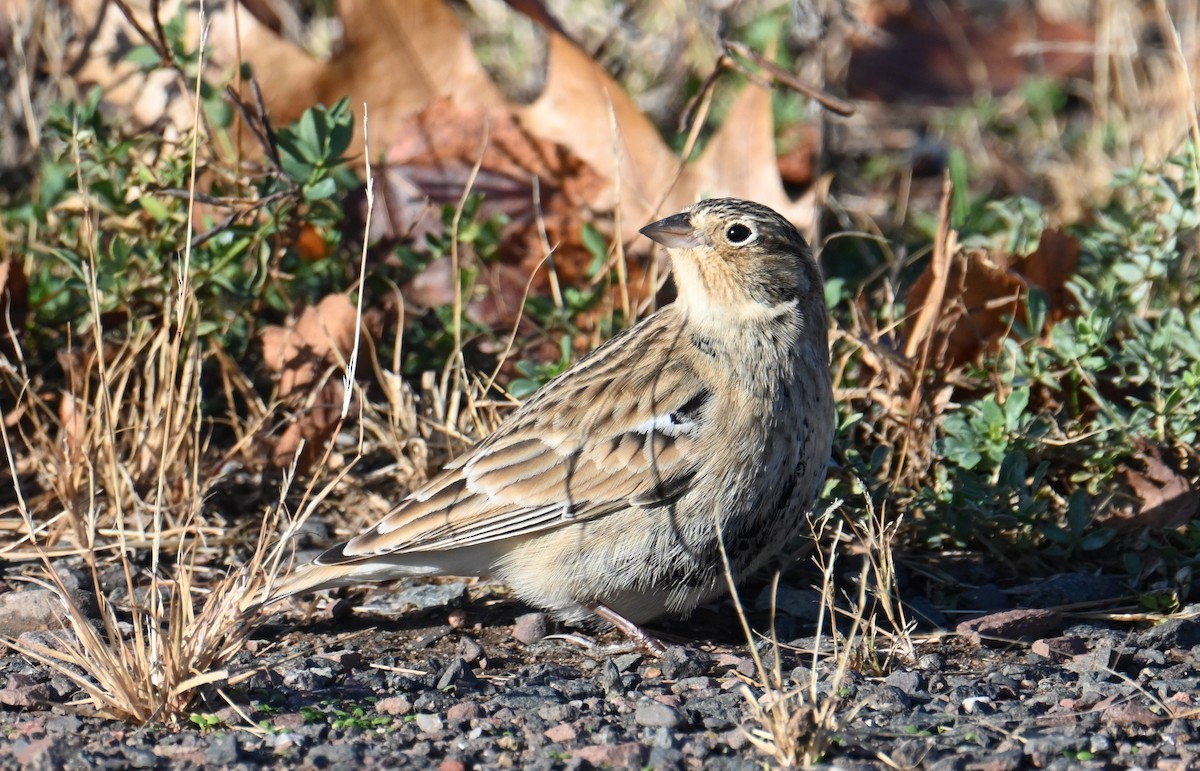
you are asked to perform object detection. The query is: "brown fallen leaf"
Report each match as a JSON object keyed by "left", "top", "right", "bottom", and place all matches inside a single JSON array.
[
  {"left": 902, "top": 228, "right": 1079, "bottom": 367},
  {"left": 1112, "top": 442, "right": 1200, "bottom": 532},
  {"left": 847, "top": 0, "right": 1093, "bottom": 104},
  {"left": 672, "top": 79, "right": 823, "bottom": 234},
  {"left": 67, "top": 0, "right": 504, "bottom": 151},
  {"left": 519, "top": 32, "right": 822, "bottom": 241},
  {"left": 260, "top": 294, "right": 367, "bottom": 469},
  {"left": 67, "top": 0, "right": 823, "bottom": 244}
]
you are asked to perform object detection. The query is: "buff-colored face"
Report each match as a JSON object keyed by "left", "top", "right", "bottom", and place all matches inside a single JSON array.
[{"left": 640, "top": 198, "right": 819, "bottom": 313}]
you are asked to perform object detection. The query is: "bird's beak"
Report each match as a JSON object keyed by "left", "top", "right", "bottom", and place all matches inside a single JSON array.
[{"left": 640, "top": 212, "right": 701, "bottom": 249}]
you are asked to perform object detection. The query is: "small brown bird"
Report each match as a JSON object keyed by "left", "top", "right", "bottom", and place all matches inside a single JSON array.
[{"left": 261, "top": 198, "right": 834, "bottom": 652}]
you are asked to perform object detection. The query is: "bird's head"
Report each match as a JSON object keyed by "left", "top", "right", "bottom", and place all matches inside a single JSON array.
[{"left": 640, "top": 198, "right": 822, "bottom": 323}]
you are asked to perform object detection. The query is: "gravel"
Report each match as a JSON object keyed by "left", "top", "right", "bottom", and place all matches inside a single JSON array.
[{"left": 2, "top": 580, "right": 1199, "bottom": 770}]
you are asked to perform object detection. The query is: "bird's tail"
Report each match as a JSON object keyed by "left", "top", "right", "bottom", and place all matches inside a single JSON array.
[{"left": 239, "top": 561, "right": 365, "bottom": 615}]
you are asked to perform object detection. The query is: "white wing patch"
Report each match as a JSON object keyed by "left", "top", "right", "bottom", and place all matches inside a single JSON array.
[{"left": 630, "top": 411, "right": 700, "bottom": 438}]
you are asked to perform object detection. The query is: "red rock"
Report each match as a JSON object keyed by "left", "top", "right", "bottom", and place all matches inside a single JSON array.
[
  {"left": 446, "top": 702, "right": 484, "bottom": 721},
  {"left": 512, "top": 613, "right": 549, "bottom": 644},
  {"left": 573, "top": 742, "right": 646, "bottom": 767},
  {"left": 544, "top": 723, "right": 577, "bottom": 743},
  {"left": 375, "top": 695, "right": 414, "bottom": 715},
  {"left": 1031, "top": 636, "right": 1088, "bottom": 661},
  {"left": 0, "top": 674, "right": 50, "bottom": 707},
  {"left": 1104, "top": 702, "right": 1164, "bottom": 726},
  {"left": 956, "top": 609, "right": 1062, "bottom": 645},
  {"left": 13, "top": 737, "right": 54, "bottom": 766}
]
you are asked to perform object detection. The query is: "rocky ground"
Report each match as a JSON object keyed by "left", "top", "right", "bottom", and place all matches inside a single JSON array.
[{"left": 1, "top": 568, "right": 1198, "bottom": 770}]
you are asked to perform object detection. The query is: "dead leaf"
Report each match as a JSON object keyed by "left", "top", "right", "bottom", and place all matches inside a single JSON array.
[
  {"left": 261, "top": 294, "right": 366, "bottom": 468},
  {"left": 67, "top": 0, "right": 504, "bottom": 152},
  {"left": 1113, "top": 442, "right": 1200, "bottom": 532},
  {"left": 519, "top": 36, "right": 821, "bottom": 240},
  {"left": 518, "top": 31, "right": 681, "bottom": 233},
  {"left": 902, "top": 228, "right": 1079, "bottom": 367},
  {"left": 847, "top": 0, "right": 1093, "bottom": 104},
  {"left": 674, "top": 80, "right": 821, "bottom": 233}
]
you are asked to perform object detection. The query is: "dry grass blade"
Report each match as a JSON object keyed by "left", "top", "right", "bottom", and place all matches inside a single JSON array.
[{"left": 718, "top": 499, "right": 872, "bottom": 768}]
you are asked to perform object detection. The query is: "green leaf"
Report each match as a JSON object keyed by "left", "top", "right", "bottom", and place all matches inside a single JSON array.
[
  {"left": 581, "top": 222, "right": 607, "bottom": 277},
  {"left": 137, "top": 195, "right": 171, "bottom": 222},
  {"left": 303, "top": 177, "right": 339, "bottom": 201},
  {"left": 124, "top": 45, "right": 162, "bottom": 70}
]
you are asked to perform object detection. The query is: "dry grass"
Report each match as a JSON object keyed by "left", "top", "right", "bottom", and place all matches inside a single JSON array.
[
  {"left": 0, "top": 26, "right": 369, "bottom": 724},
  {"left": 718, "top": 489, "right": 917, "bottom": 767}
]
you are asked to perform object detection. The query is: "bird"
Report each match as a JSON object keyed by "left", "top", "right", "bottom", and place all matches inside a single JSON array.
[{"left": 257, "top": 198, "right": 834, "bottom": 653}]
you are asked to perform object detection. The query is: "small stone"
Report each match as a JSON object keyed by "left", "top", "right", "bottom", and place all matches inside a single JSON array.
[
  {"left": 660, "top": 646, "right": 710, "bottom": 680},
  {"left": 457, "top": 635, "right": 484, "bottom": 663},
  {"left": 0, "top": 589, "right": 69, "bottom": 637},
  {"left": 305, "top": 744, "right": 360, "bottom": 767},
  {"left": 573, "top": 742, "right": 646, "bottom": 767},
  {"left": 966, "top": 749, "right": 1023, "bottom": 771},
  {"left": 45, "top": 715, "right": 82, "bottom": 734},
  {"left": 493, "top": 686, "right": 564, "bottom": 709},
  {"left": 600, "top": 659, "right": 624, "bottom": 695},
  {"left": 438, "top": 761, "right": 467, "bottom": 771},
  {"left": 436, "top": 658, "right": 477, "bottom": 690},
  {"left": 957, "top": 608, "right": 1062, "bottom": 645},
  {"left": 538, "top": 703, "right": 580, "bottom": 722},
  {"left": 415, "top": 713, "right": 444, "bottom": 733},
  {"left": 1066, "top": 642, "right": 1119, "bottom": 674},
  {"left": 13, "top": 737, "right": 56, "bottom": 767},
  {"left": 723, "top": 729, "right": 749, "bottom": 751},
  {"left": 124, "top": 748, "right": 159, "bottom": 769},
  {"left": 884, "top": 669, "right": 924, "bottom": 696},
  {"left": 414, "top": 625, "right": 453, "bottom": 648},
  {"left": 673, "top": 676, "right": 717, "bottom": 692},
  {"left": 375, "top": 696, "right": 413, "bottom": 715},
  {"left": 446, "top": 702, "right": 484, "bottom": 721},
  {"left": 206, "top": 733, "right": 240, "bottom": 765},
  {"left": 0, "top": 674, "right": 50, "bottom": 708},
  {"left": 1031, "top": 636, "right": 1088, "bottom": 661},
  {"left": 735, "top": 658, "right": 758, "bottom": 678},
  {"left": 544, "top": 722, "right": 577, "bottom": 743},
  {"left": 391, "top": 580, "right": 468, "bottom": 612},
  {"left": 447, "top": 609, "right": 468, "bottom": 628},
  {"left": 1137, "top": 610, "right": 1200, "bottom": 650},
  {"left": 635, "top": 700, "right": 683, "bottom": 728},
  {"left": 512, "top": 612, "right": 549, "bottom": 644}
]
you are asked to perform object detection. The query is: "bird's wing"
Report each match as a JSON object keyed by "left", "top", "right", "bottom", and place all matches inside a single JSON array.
[{"left": 321, "top": 316, "right": 711, "bottom": 564}]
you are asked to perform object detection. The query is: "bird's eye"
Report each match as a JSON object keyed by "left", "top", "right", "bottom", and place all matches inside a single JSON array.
[{"left": 725, "top": 223, "right": 753, "bottom": 244}]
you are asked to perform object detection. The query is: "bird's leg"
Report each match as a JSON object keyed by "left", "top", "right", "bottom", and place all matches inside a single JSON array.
[{"left": 585, "top": 600, "right": 668, "bottom": 655}]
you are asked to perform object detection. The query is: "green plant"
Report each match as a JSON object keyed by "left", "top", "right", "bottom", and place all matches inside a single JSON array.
[{"left": 189, "top": 713, "right": 223, "bottom": 731}]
